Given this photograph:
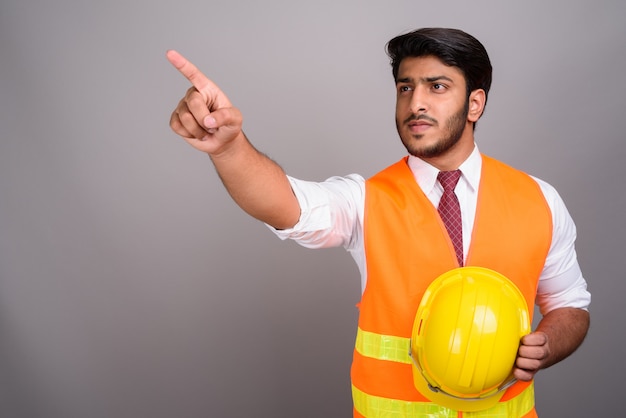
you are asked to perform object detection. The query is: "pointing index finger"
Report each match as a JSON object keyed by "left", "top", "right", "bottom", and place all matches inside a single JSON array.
[{"left": 166, "top": 49, "right": 211, "bottom": 92}]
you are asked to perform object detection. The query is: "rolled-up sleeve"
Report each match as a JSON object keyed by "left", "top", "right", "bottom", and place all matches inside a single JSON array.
[
  {"left": 535, "top": 178, "right": 591, "bottom": 314},
  {"left": 267, "top": 174, "right": 365, "bottom": 250}
]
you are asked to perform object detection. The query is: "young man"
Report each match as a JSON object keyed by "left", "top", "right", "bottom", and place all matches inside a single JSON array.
[{"left": 167, "top": 28, "right": 590, "bottom": 417}]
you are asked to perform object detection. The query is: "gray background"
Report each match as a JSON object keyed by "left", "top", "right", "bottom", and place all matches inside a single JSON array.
[{"left": 1, "top": 0, "right": 624, "bottom": 417}]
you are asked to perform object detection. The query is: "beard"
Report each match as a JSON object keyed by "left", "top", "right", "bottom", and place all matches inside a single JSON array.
[{"left": 398, "top": 100, "right": 470, "bottom": 159}]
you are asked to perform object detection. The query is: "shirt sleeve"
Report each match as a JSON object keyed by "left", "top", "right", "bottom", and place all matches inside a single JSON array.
[
  {"left": 534, "top": 178, "right": 591, "bottom": 314},
  {"left": 267, "top": 174, "right": 365, "bottom": 250}
]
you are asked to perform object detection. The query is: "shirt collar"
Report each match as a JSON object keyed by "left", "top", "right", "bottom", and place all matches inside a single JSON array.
[{"left": 406, "top": 144, "right": 482, "bottom": 193}]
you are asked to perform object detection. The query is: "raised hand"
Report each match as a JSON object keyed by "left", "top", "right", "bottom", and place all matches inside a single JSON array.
[
  {"left": 167, "top": 50, "right": 244, "bottom": 155},
  {"left": 165, "top": 49, "right": 300, "bottom": 228}
]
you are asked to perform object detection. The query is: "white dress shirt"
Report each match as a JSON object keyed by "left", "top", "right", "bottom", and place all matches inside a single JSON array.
[{"left": 270, "top": 145, "right": 590, "bottom": 314}]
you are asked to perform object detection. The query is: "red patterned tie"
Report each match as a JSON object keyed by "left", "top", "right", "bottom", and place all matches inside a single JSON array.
[{"left": 437, "top": 170, "right": 463, "bottom": 266}]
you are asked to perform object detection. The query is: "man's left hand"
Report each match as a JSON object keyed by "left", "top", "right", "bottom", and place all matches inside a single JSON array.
[{"left": 514, "top": 332, "right": 550, "bottom": 381}]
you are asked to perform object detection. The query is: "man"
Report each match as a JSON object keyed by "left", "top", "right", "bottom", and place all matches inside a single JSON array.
[{"left": 167, "top": 28, "right": 590, "bottom": 417}]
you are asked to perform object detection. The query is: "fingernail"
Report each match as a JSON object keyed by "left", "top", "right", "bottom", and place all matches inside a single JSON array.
[{"left": 204, "top": 116, "right": 216, "bottom": 129}]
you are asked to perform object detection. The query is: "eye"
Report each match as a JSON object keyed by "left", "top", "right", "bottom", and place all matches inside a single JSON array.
[
  {"left": 432, "top": 83, "right": 447, "bottom": 92},
  {"left": 398, "top": 85, "right": 413, "bottom": 94}
]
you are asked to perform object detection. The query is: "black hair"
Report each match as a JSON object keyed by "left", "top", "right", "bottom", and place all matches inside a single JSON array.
[{"left": 386, "top": 28, "right": 492, "bottom": 103}]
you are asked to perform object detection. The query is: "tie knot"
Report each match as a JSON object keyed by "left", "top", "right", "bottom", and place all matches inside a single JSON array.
[{"left": 437, "top": 170, "right": 462, "bottom": 191}]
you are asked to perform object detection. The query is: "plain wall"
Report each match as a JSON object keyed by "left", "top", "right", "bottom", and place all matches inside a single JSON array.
[{"left": 1, "top": 0, "right": 624, "bottom": 416}]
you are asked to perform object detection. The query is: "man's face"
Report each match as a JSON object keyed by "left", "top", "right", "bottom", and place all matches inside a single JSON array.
[{"left": 395, "top": 56, "right": 473, "bottom": 160}]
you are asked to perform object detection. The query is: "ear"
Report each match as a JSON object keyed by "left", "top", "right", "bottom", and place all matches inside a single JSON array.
[{"left": 467, "top": 89, "right": 486, "bottom": 123}]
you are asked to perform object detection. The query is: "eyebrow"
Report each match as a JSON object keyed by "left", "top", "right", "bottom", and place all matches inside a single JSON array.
[{"left": 395, "top": 75, "right": 454, "bottom": 84}]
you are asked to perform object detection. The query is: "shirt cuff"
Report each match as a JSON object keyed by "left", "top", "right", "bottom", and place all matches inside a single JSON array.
[{"left": 536, "top": 262, "right": 591, "bottom": 314}]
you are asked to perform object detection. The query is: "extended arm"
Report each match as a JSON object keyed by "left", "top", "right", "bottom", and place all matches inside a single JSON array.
[
  {"left": 513, "top": 307, "right": 590, "bottom": 381},
  {"left": 167, "top": 50, "right": 300, "bottom": 229}
]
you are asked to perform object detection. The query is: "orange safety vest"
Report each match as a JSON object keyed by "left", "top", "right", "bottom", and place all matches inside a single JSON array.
[{"left": 352, "top": 155, "right": 552, "bottom": 418}]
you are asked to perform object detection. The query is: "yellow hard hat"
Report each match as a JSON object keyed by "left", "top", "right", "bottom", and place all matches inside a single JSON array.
[{"left": 409, "top": 267, "right": 530, "bottom": 412}]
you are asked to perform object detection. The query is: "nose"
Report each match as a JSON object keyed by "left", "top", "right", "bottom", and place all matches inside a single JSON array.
[{"left": 409, "top": 87, "right": 428, "bottom": 114}]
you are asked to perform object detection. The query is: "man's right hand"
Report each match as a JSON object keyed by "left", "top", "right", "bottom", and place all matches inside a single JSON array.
[
  {"left": 165, "top": 49, "right": 300, "bottom": 228},
  {"left": 167, "top": 50, "right": 244, "bottom": 155}
]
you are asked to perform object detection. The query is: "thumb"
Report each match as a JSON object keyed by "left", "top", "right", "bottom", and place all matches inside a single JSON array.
[{"left": 204, "top": 107, "right": 242, "bottom": 129}]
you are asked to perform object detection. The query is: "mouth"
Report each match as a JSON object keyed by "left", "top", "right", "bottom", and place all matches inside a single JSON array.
[{"left": 408, "top": 120, "right": 433, "bottom": 134}]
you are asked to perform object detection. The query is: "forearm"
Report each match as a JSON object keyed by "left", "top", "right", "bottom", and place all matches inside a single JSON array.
[
  {"left": 210, "top": 132, "right": 300, "bottom": 229},
  {"left": 167, "top": 51, "right": 300, "bottom": 229},
  {"left": 535, "top": 306, "right": 590, "bottom": 369}
]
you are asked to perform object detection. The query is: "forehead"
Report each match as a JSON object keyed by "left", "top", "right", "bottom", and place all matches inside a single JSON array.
[{"left": 397, "top": 55, "right": 466, "bottom": 83}]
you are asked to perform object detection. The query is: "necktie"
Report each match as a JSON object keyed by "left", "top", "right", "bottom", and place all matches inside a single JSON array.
[{"left": 437, "top": 170, "right": 463, "bottom": 266}]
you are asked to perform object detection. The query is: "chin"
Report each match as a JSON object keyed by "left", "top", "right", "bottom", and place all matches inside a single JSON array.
[{"left": 401, "top": 137, "right": 436, "bottom": 158}]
